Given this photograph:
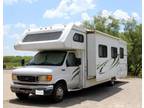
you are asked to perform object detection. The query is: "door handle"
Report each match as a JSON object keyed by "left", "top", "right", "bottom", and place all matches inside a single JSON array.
[{"left": 61, "top": 69, "right": 65, "bottom": 71}]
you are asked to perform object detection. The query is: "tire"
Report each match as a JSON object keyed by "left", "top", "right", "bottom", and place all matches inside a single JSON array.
[
  {"left": 110, "top": 77, "right": 116, "bottom": 86},
  {"left": 16, "top": 93, "right": 29, "bottom": 100},
  {"left": 52, "top": 83, "right": 65, "bottom": 102}
]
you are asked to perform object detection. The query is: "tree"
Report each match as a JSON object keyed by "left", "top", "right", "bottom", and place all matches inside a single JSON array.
[
  {"left": 83, "top": 15, "right": 120, "bottom": 37},
  {"left": 122, "top": 19, "right": 142, "bottom": 76},
  {"left": 83, "top": 15, "right": 142, "bottom": 77}
]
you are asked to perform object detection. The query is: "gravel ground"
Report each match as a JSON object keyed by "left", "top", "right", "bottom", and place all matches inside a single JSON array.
[{"left": 3, "top": 70, "right": 142, "bottom": 108}]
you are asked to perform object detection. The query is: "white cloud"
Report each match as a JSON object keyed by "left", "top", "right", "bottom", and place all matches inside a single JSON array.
[
  {"left": 74, "top": 21, "right": 82, "bottom": 26},
  {"left": 4, "top": 23, "right": 39, "bottom": 56},
  {"left": 100, "top": 9, "right": 140, "bottom": 21},
  {"left": 4, "top": 22, "right": 38, "bottom": 39},
  {"left": 4, "top": 45, "right": 10, "bottom": 50},
  {"left": 15, "top": 22, "right": 26, "bottom": 29},
  {"left": 132, "top": 12, "right": 140, "bottom": 21},
  {"left": 4, "top": 0, "right": 38, "bottom": 5},
  {"left": 3, "top": 24, "right": 11, "bottom": 36},
  {"left": 100, "top": 10, "right": 112, "bottom": 18},
  {"left": 28, "top": 24, "right": 38, "bottom": 29},
  {"left": 105, "top": 19, "right": 112, "bottom": 26},
  {"left": 81, "top": 12, "right": 91, "bottom": 21},
  {"left": 67, "top": 21, "right": 82, "bottom": 26},
  {"left": 43, "top": 0, "right": 95, "bottom": 19},
  {"left": 4, "top": 24, "right": 24, "bottom": 39},
  {"left": 4, "top": 0, "right": 18, "bottom": 5},
  {"left": 113, "top": 10, "right": 130, "bottom": 20}
]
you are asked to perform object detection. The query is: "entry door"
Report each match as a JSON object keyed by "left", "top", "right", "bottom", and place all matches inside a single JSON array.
[{"left": 66, "top": 52, "right": 80, "bottom": 89}]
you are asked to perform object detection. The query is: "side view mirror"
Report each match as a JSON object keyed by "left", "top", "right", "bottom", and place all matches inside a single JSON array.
[
  {"left": 20, "top": 59, "right": 25, "bottom": 66},
  {"left": 76, "top": 58, "right": 81, "bottom": 66}
]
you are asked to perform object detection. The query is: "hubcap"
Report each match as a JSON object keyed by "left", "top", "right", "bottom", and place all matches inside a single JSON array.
[{"left": 56, "top": 87, "right": 63, "bottom": 98}]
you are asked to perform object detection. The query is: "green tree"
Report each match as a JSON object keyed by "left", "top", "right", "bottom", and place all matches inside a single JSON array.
[
  {"left": 3, "top": 56, "right": 32, "bottom": 69},
  {"left": 83, "top": 15, "right": 120, "bottom": 37},
  {"left": 83, "top": 15, "right": 142, "bottom": 77},
  {"left": 105, "top": 16, "right": 120, "bottom": 36},
  {"left": 122, "top": 19, "right": 142, "bottom": 76}
]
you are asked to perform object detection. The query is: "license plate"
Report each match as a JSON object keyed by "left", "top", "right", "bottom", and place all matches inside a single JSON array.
[{"left": 35, "top": 90, "right": 44, "bottom": 95}]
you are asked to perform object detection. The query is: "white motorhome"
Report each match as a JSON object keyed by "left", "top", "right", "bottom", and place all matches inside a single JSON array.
[{"left": 11, "top": 24, "right": 127, "bottom": 102}]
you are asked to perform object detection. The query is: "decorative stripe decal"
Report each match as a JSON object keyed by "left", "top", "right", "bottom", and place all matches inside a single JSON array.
[
  {"left": 114, "top": 57, "right": 120, "bottom": 67},
  {"left": 72, "top": 71, "right": 80, "bottom": 80},
  {"left": 96, "top": 55, "right": 120, "bottom": 74},
  {"left": 111, "top": 57, "right": 117, "bottom": 66},
  {"left": 71, "top": 67, "right": 80, "bottom": 80},
  {"left": 72, "top": 67, "right": 80, "bottom": 74},
  {"left": 111, "top": 56, "right": 119, "bottom": 68},
  {"left": 99, "top": 62, "right": 107, "bottom": 74},
  {"left": 97, "top": 60, "right": 109, "bottom": 69}
]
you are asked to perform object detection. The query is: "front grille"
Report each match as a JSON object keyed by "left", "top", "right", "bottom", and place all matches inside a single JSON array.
[{"left": 17, "top": 76, "right": 38, "bottom": 82}]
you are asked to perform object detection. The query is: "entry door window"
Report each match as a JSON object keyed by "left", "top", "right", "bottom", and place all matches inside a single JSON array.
[
  {"left": 66, "top": 53, "right": 77, "bottom": 67},
  {"left": 111, "top": 47, "right": 118, "bottom": 58}
]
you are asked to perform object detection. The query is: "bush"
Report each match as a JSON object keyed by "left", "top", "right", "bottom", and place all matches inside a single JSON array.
[{"left": 3, "top": 56, "right": 32, "bottom": 69}]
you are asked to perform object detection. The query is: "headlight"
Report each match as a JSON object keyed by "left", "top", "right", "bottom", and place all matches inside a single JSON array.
[
  {"left": 12, "top": 74, "right": 17, "bottom": 80},
  {"left": 39, "top": 75, "right": 52, "bottom": 81}
]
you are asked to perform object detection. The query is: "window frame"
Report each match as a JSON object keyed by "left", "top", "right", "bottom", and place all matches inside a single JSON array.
[
  {"left": 120, "top": 47, "right": 124, "bottom": 59},
  {"left": 66, "top": 52, "right": 78, "bottom": 67},
  {"left": 73, "top": 33, "right": 84, "bottom": 43},
  {"left": 111, "top": 47, "right": 118, "bottom": 58},
  {"left": 98, "top": 44, "right": 108, "bottom": 58},
  {"left": 23, "top": 31, "right": 62, "bottom": 42}
]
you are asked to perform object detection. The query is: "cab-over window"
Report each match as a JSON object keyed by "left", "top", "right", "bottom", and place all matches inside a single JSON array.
[{"left": 73, "top": 33, "right": 84, "bottom": 43}]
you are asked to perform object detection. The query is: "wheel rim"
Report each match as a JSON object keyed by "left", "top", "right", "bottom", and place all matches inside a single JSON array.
[
  {"left": 111, "top": 79, "right": 115, "bottom": 85},
  {"left": 111, "top": 81, "right": 114, "bottom": 85},
  {"left": 56, "top": 87, "right": 64, "bottom": 99}
]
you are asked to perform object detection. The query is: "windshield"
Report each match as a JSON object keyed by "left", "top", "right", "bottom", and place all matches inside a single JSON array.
[{"left": 29, "top": 51, "right": 66, "bottom": 66}]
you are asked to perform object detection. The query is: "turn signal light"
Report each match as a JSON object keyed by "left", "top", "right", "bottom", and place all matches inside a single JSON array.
[{"left": 47, "top": 75, "right": 52, "bottom": 81}]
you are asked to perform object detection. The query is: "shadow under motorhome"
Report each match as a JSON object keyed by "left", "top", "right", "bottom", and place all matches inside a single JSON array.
[{"left": 11, "top": 24, "right": 127, "bottom": 102}]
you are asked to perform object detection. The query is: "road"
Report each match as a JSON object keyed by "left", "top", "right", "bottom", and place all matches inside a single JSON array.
[{"left": 3, "top": 70, "right": 141, "bottom": 108}]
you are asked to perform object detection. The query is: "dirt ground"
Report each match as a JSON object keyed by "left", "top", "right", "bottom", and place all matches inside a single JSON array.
[{"left": 3, "top": 70, "right": 142, "bottom": 108}]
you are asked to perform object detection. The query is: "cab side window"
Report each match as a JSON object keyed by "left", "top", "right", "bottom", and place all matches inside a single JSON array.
[
  {"left": 73, "top": 33, "right": 84, "bottom": 43},
  {"left": 66, "top": 53, "right": 77, "bottom": 66}
]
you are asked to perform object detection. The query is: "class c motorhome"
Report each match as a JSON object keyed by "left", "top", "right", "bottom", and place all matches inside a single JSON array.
[{"left": 11, "top": 24, "right": 127, "bottom": 102}]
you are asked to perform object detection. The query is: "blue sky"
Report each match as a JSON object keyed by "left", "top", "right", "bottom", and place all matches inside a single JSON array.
[{"left": 3, "top": 0, "right": 142, "bottom": 56}]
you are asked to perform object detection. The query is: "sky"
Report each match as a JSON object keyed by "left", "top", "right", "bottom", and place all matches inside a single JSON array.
[{"left": 3, "top": 0, "right": 142, "bottom": 56}]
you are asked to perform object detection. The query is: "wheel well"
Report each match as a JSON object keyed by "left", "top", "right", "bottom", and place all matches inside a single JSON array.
[
  {"left": 55, "top": 80, "right": 67, "bottom": 92},
  {"left": 111, "top": 77, "right": 116, "bottom": 80}
]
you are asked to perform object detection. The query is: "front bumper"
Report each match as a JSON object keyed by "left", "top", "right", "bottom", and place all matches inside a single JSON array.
[{"left": 11, "top": 83, "right": 54, "bottom": 95}]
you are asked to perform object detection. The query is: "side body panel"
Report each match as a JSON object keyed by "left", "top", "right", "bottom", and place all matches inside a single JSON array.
[
  {"left": 95, "top": 33, "right": 120, "bottom": 81},
  {"left": 85, "top": 32, "right": 127, "bottom": 88},
  {"left": 118, "top": 41, "right": 127, "bottom": 78}
]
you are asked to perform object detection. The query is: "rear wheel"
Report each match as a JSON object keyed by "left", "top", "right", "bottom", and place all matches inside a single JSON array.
[
  {"left": 16, "top": 93, "right": 29, "bottom": 100},
  {"left": 110, "top": 77, "right": 116, "bottom": 86},
  {"left": 52, "top": 83, "right": 65, "bottom": 102}
]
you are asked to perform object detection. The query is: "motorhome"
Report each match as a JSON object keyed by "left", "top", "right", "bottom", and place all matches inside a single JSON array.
[{"left": 11, "top": 24, "right": 127, "bottom": 102}]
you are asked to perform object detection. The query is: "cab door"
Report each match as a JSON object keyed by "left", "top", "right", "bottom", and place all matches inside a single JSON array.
[{"left": 66, "top": 52, "right": 81, "bottom": 89}]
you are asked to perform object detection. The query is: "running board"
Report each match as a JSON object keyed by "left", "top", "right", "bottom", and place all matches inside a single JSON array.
[
  {"left": 68, "top": 88, "right": 82, "bottom": 92},
  {"left": 87, "top": 76, "right": 96, "bottom": 80}
]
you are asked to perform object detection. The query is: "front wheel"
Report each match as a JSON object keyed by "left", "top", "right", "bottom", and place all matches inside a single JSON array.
[
  {"left": 16, "top": 93, "right": 29, "bottom": 100},
  {"left": 52, "top": 84, "right": 65, "bottom": 102}
]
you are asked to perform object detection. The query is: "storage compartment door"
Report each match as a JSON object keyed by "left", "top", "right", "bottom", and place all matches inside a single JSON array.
[{"left": 87, "top": 34, "right": 96, "bottom": 79}]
